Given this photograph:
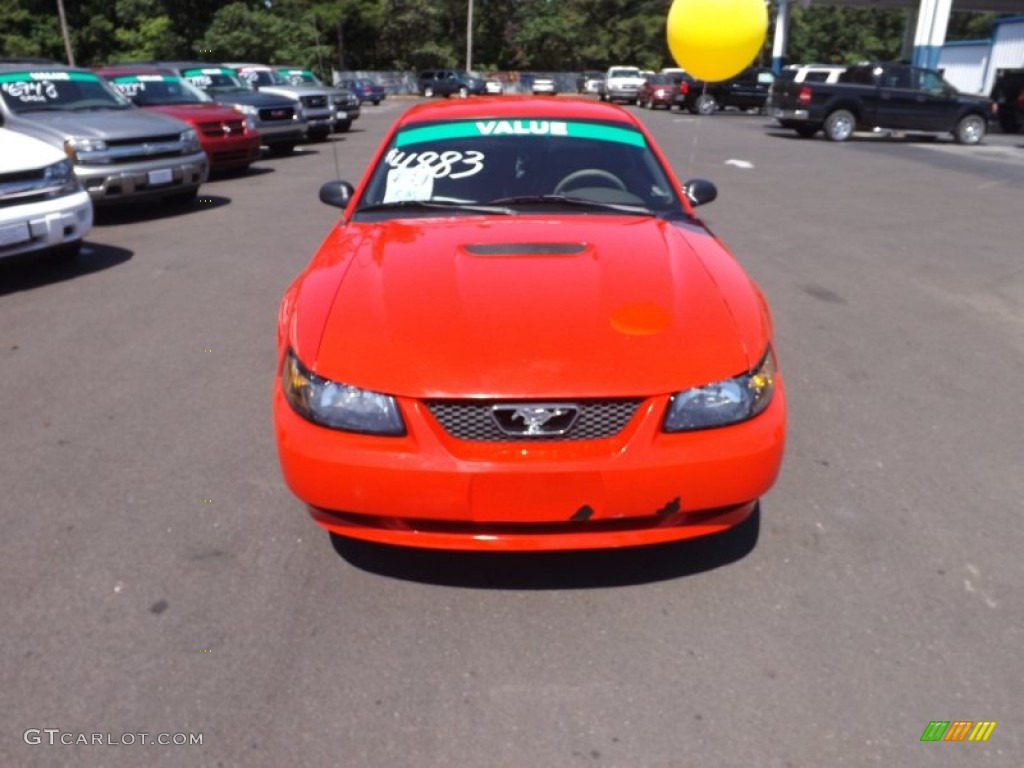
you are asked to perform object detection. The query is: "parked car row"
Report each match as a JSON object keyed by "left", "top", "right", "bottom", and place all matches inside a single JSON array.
[
  {"left": 633, "top": 67, "right": 776, "bottom": 115},
  {"left": 0, "top": 58, "right": 362, "bottom": 264}
]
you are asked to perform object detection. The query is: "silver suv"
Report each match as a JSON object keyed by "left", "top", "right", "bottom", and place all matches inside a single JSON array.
[
  {"left": 0, "top": 62, "right": 208, "bottom": 206},
  {"left": 275, "top": 67, "right": 360, "bottom": 133},
  {"left": 226, "top": 63, "right": 334, "bottom": 140}
]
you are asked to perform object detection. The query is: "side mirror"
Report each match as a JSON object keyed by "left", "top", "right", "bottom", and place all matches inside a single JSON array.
[
  {"left": 319, "top": 180, "right": 355, "bottom": 209},
  {"left": 682, "top": 178, "right": 717, "bottom": 207}
]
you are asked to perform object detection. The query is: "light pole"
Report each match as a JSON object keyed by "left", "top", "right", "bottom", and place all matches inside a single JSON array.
[
  {"left": 466, "top": 0, "right": 474, "bottom": 72},
  {"left": 56, "top": 0, "right": 74, "bottom": 65}
]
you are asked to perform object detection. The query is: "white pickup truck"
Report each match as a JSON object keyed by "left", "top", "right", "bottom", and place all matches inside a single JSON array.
[{"left": 600, "top": 66, "right": 646, "bottom": 104}]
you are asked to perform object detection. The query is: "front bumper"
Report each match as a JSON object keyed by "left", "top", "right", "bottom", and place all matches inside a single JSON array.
[
  {"left": 274, "top": 380, "right": 786, "bottom": 551},
  {"left": 606, "top": 87, "right": 639, "bottom": 102},
  {"left": 304, "top": 110, "right": 335, "bottom": 137},
  {"left": 255, "top": 120, "right": 307, "bottom": 146},
  {"left": 332, "top": 105, "right": 361, "bottom": 129},
  {"left": 0, "top": 189, "right": 92, "bottom": 261},
  {"left": 201, "top": 134, "right": 262, "bottom": 171},
  {"left": 74, "top": 153, "right": 208, "bottom": 205}
]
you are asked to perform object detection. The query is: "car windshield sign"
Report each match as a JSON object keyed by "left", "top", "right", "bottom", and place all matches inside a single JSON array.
[
  {"left": 182, "top": 67, "right": 246, "bottom": 90},
  {"left": 280, "top": 69, "right": 317, "bottom": 85},
  {"left": 0, "top": 70, "right": 129, "bottom": 112},
  {"left": 396, "top": 119, "right": 646, "bottom": 147},
  {"left": 109, "top": 74, "right": 209, "bottom": 105},
  {"left": 357, "top": 117, "right": 678, "bottom": 217}
]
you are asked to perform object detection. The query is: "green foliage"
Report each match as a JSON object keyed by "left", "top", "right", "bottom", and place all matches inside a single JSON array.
[
  {"left": 786, "top": 6, "right": 907, "bottom": 65},
  {"left": 198, "top": 3, "right": 287, "bottom": 63},
  {"left": 0, "top": 0, "right": 63, "bottom": 60},
  {"left": 946, "top": 12, "right": 997, "bottom": 41},
  {"left": 0, "top": 0, "right": 1010, "bottom": 76}
]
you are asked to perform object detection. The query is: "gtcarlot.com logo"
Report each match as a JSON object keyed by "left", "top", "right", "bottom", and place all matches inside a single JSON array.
[
  {"left": 921, "top": 721, "right": 997, "bottom": 742},
  {"left": 24, "top": 729, "right": 203, "bottom": 746}
]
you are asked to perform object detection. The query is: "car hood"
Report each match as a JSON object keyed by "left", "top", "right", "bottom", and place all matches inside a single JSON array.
[
  {"left": 208, "top": 90, "right": 292, "bottom": 108},
  {"left": 294, "top": 216, "right": 770, "bottom": 399},
  {"left": 257, "top": 86, "right": 328, "bottom": 99},
  {"left": 0, "top": 127, "right": 65, "bottom": 171},
  {"left": 142, "top": 103, "right": 245, "bottom": 122},
  {"left": 9, "top": 109, "right": 189, "bottom": 144}
]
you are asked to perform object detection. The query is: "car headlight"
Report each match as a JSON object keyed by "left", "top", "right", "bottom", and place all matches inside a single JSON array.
[
  {"left": 43, "top": 158, "right": 77, "bottom": 188},
  {"left": 281, "top": 350, "right": 405, "bottom": 435},
  {"left": 180, "top": 129, "right": 200, "bottom": 153},
  {"left": 662, "top": 347, "right": 777, "bottom": 432},
  {"left": 64, "top": 137, "right": 108, "bottom": 163},
  {"left": 233, "top": 104, "right": 258, "bottom": 116}
]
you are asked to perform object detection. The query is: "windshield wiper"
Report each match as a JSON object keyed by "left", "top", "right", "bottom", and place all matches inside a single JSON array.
[
  {"left": 486, "top": 194, "right": 652, "bottom": 215},
  {"left": 355, "top": 200, "right": 515, "bottom": 215}
]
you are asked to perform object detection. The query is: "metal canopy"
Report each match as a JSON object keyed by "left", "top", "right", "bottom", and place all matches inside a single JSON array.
[{"left": 803, "top": 0, "right": 1024, "bottom": 11}]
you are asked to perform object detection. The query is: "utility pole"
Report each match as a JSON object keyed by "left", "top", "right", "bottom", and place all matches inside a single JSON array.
[
  {"left": 466, "top": 0, "right": 473, "bottom": 72},
  {"left": 56, "top": 0, "right": 75, "bottom": 65}
]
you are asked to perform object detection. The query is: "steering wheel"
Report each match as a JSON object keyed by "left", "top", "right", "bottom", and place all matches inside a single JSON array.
[{"left": 553, "top": 168, "right": 627, "bottom": 195}]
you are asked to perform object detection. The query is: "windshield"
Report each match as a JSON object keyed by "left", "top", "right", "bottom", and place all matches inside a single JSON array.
[
  {"left": 0, "top": 70, "right": 132, "bottom": 113},
  {"left": 608, "top": 68, "right": 641, "bottom": 79},
  {"left": 107, "top": 74, "right": 212, "bottom": 105},
  {"left": 181, "top": 67, "right": 251, "bottom": 93},
  {"left": 279, "top": 69, "right": 320, "bottom": 86},
  {"left": 355, "top": 117, "right": 683, "bottom": 219},
  {"left": 239, "top": 70, "right": 290, "bottom": 87}
]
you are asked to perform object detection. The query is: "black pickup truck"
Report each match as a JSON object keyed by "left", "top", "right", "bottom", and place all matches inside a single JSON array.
[
  {"left": 992, "top": 69, "right": 1024, "bottom": 133},
  {"left": 771, "top": 62, "right": 995, "bottom": 144}
]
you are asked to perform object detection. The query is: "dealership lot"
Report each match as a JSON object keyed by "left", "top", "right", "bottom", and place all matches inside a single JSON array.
[{"left": 2, "top": 100, "right": 1021, "bottom": 767}]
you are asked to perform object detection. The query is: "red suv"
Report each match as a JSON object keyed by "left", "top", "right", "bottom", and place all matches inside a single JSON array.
[
  {"left": 96, "top": 65, "right": 262, "bottom": 173},
  {"left": 636, "top": 74, "right": 682, "bottom": 110}
]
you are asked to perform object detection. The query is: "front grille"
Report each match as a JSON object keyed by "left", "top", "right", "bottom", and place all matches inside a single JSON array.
[
  {"left": 0, "top": 168, "right": 45, "bottom": 186},
  {"left": 107, "top": 134, "right": 180, "bottom": 147},
  {"left": 197, "top": 121, "right": 223, "bottom": 138},
  {"left": 259, "top": 106, "right": 295, "bottom": 121},
  {"left": 81, "top": 134, "right": 189, "bottom": 165},
  {"left": 425, "top": 399, "right": 642, "bottom": 441},
  {"left": 197, "top": 120, "right": 246, "bottom": 138},
  {"left": 300, "top": 94, "right": 328, "bottom": 108},
  {"left": 1, "top": 168, "right": 51, "bottom": 206}
]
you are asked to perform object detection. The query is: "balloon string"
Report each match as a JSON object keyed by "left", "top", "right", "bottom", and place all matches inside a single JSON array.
[{"left": 685, "top": 82, "right": 708, "bottom": 178}]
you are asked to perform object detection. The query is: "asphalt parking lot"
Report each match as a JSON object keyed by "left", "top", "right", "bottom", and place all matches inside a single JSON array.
[{"left": 2, "top": 99, "right": 1022, "bottom": 767}]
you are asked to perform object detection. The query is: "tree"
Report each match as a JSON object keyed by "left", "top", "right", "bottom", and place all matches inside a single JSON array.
[
  {"left": 198, "top": 2, "right": 290, "bottom": 63},
  {"left": 785, "top": 6, "right": 907, "bottom": 65}
]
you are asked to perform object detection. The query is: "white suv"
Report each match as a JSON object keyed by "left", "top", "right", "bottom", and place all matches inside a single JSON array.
[
  {"left": 601, "top": 66, "right": 646, "bottom": 104},
  {"left": 0, "top": 128, "right": 92, "bottom": 263}
]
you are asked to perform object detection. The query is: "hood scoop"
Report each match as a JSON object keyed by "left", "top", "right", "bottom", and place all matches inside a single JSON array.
[{"left": 463, "top": 242, "right": 587, "bottom": 256}]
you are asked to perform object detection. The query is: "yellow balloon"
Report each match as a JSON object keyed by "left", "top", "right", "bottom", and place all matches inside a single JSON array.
[{"left": 666, "top": 0, "right": 768, "bottom": 82}]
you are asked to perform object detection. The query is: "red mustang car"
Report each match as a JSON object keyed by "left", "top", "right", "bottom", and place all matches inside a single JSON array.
[
  {"left": 96, "top": 65, "right": 261, "bottom": 173},
  {"left": 274, "top": 97, "right": 786, "bottom": 551}
]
